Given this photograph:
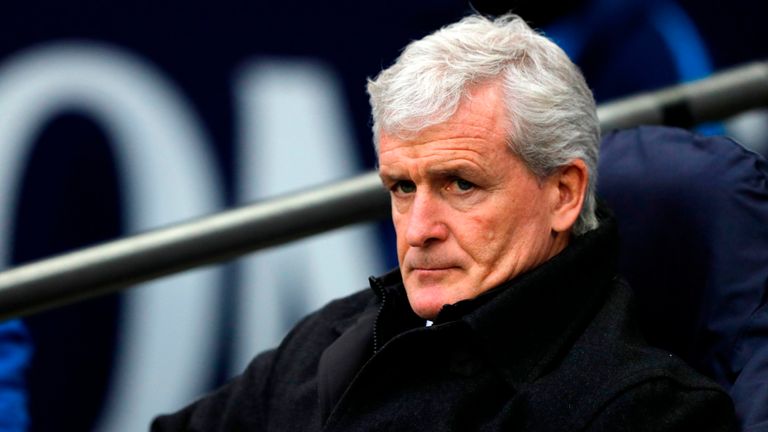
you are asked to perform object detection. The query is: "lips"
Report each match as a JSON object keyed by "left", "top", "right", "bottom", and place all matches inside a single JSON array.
[
  {"left": 405, "top": 255, "right": 461, "bottom": 273},
  {"left": 402, "top": 247, "right": 466, "bottom": 279},
  {"left": 411, "top": 266, "right": 456, "bottom": 272},
  {"left": 407, "top": 266, "right": 458, "bottom": 289}
]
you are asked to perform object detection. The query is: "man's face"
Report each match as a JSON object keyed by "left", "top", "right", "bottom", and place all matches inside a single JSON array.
[{"left": 378, "top": 81, "right": 567, "bottom": 319}]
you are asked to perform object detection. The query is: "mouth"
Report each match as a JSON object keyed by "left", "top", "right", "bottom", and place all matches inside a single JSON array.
[
  {"left": 410, "top": 266, "right": 459, "bottom": 277},
  {"left": 412, "top": 266, "right": 456, "bottom": 272},
  {"left": 404, "top": 252, "right": 462, "bottom": 276}
]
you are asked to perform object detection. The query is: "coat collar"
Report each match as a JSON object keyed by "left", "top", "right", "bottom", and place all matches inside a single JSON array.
[{"left": 370, "top": 204, "right": 619, "bottom": 389}]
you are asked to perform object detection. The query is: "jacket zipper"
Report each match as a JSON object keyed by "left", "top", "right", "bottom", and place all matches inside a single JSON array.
[
  {"left": 370, "top": 276, "right": 387, "bottom": 354},
  {"left": 322, "top": 277, "right": 389, "bottom": 430}
]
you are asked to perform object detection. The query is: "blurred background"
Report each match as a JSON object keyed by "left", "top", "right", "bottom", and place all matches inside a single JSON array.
[{"left": 0, "top": 0, "right": 766, "bottom": 430}]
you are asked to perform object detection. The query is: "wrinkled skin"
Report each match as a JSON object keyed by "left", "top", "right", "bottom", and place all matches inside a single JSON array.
[{"left": 378, "top": 81, "right": 586, "bottom": 319}]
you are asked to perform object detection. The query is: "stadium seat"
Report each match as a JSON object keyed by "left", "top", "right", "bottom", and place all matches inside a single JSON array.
[{"left": 598, "top": 125, "right": 768, "bottom": 431}]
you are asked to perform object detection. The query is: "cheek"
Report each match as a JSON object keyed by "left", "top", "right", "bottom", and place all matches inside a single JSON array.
[
  {"left": 458, "top": 199, "right": 539, "bottom": 265},
  {"left": 459, "top": 213, "right": 508, "bottom": 260},
  {"left": 480, "top": 229, "right": 515, "bottom": 264}
]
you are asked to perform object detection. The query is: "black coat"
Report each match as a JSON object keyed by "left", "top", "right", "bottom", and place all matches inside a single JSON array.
[{"left": 152, "top": 214, "right": 737, "bottom": 431}]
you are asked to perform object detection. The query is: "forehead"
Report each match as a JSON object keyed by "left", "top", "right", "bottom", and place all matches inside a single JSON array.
[{"left": 378, "top": 81, "right": 510, "bottom": 167}]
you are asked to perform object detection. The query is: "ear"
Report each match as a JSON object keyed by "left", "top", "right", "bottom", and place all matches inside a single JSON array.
[{"left": 549, "top": 159, "right": 588, "bottom": 234}]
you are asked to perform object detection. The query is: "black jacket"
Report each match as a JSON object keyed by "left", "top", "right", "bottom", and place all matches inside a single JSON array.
[{"left": 152, "top": 214, "right": 736, "bottom": 431}]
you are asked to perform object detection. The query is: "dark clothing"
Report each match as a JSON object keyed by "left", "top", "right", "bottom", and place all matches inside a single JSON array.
[{"left": 152, "top": 212, "right": 736, "bottom": 431}]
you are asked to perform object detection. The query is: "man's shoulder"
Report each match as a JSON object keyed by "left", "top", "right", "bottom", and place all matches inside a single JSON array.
[
  {"left": 578, "top": 278, "right": 723, "bottom": 387},
  {"left": 533, "top": 278, "right": 735, "bottom": 430},
  {"left": 569, "top": 339, "right": 735, "bottom": 431},
  {"left": 266, "top": 288, "right": 377, "bottom": 368},
  {"left": 298, "top": 288, "right": 377, "bottom": 332}
]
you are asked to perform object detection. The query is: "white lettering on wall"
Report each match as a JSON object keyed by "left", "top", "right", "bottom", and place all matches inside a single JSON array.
[
  {"left": 0, "top": 42, "right": 225, "bottom": 432},
  {"left": 232, "top": 59, "right": 385, "bottom": 371},
  {"left": 0, "top": 44, "right": 386, "bottom": 429}
]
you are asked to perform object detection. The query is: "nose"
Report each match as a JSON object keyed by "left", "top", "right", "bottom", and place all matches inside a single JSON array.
[{"left": 405, "top": 191, "right": 448, "bottom": 247}]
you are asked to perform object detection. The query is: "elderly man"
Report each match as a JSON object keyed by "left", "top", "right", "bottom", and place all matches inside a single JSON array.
[{"left": 152, "top": 13, "right": 736, "bottom": 431}]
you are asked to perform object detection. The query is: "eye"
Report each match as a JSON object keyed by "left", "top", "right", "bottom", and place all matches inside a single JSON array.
[
  {"left": 392, "top": 180, "right": 416, "bottom": 194},
  {"left": 452, "top": 178, "right": 475, "bottom": 192}
]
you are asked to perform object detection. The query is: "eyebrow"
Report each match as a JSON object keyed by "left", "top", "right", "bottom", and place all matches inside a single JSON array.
[
  {"left": 381, "top": 162, "right": 485, "bottom": 180},
  {"left": 377, "top": 170, "right": 404, "bottom": 186},
  {"left": 425, "top": 159, "right": 491, "bottom": 181},
  {"left": 426, "top": 166, "right": 476, "bottom": 179},
  {"left": 378, "top": 159, "right": 489, "bottom": 184}
]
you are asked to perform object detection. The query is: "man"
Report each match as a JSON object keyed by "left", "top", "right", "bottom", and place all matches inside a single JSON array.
[{"left": 152, "top": 13, "right": 736, "bottom": 431}]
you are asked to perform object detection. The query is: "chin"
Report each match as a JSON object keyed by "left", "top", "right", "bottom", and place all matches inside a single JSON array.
[
  {"left": 405, "top": 284, "right": 450, "bottom": 320},
  {"left": 411, "top": 304, "right": 440, "bottom": 320}
]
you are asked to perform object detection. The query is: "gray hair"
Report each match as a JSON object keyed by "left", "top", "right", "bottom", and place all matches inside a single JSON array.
[{"left": 367, "top": 13, "right": 600, "bottom": 235}]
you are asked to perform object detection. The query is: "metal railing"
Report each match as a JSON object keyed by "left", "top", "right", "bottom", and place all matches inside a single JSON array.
[{"left": 0, "top": 61, "right": 767, "bottom": 320}]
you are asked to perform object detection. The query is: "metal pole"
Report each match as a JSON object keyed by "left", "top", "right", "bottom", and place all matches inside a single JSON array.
[
  {"left": 0, "top": 173, "right": 390, "bottom": 319},
  {"left": 597, "top": 61, "right": 768, "bottom": 131},
  {"left": 1, "top": 61, "right": 767, "bottom": 319}
]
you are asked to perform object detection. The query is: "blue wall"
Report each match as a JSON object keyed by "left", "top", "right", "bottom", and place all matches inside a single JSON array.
[{"left": 0, "top": 1, "right": 765, "bottom": 430}]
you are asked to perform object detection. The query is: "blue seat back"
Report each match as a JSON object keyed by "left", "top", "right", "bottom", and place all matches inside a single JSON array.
[{"left": 598, "top": 126, "right": 768, "bottom": 431}]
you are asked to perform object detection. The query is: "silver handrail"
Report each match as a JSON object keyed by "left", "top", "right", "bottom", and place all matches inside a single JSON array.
[{"left": 0, "top": 61, "right": 767, "bottom": 319}]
